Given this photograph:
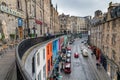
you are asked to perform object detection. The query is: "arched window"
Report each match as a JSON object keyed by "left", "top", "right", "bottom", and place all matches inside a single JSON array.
[{"left": 1, "top": 2, "right": 7, "bottom": 6}]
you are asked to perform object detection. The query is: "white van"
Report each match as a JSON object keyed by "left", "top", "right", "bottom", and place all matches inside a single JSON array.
[{"left": 82, "top": 49, "right": 88, "bottom": 57}]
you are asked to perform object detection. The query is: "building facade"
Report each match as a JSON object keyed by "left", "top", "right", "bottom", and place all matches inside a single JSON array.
[
  {"left": 77, "top": 17, "right": 89, "bottom": 37},
  {"left": 90, "top": 2, "right": 120, "bottom": 80},
  {"left": 0, "top": 0, "right": 25, "bottom": 41},
  {"left": 70, "top": 16, "right": 77, "bottom": 33},
  {"left": 59, "top": 14, "right": 70, "bottom": 33},
  {"left": 44, "top": 0, "right": 51, "bottom": 35}
]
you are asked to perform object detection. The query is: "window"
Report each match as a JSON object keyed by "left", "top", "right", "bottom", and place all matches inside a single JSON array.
[
  {"left": 47, "top": 46, "right": 49, "bottom": 55},
  {"left": 112, "top": 50, "right": 116, "bottom": 60},
  {"left": 112, "top": 34, "right": 116, "bottom": 45},
  {"left": 1, "top": 2, "right": 7, "bottom": 6},
  {"left": 107, "top": 22, "right": 110, "bottom": 31},
  {"left": 38, "top": 71, "right": 41, "bottom": 80},
  {"left": 43, "top": 49, "right": 45, "bottom": 60},
  {"left": 17, "top": 0, "right": 22, "bottom": 10},
  {"left": 112, "top": 20, "right": 116, "bottom": 30},
  {"left": 40, "top": 0, "right": 43, "bottom": 8},
  {"left": 40, "top": 11, "right": 42, "bottom": 35},
  {"left": 40, "top": 25, "right": 42, "bottom": 35},
  {"left": 32, "top": 57, "right": 35, "bottom": 74},
  {"left": 37, "top": 52, "right": 40, "bottom": 66},
  {"left": 106, "top": 34, "right": 109, "bottom": 44},
  {"left": 43, "top": 65, "right": 46, "bottom": 80},
  {"left": 61, "top": 25, "right": 62, "bottom": 28},
  {"left": 51, "top": 56, "right": 52, "bottom": 66},
  {"left": 48, "top": 60, "right": 50, "bottom": 72}
]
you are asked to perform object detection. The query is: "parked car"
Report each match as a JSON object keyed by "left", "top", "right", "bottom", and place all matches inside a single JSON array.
[
  {"left": 67, "top": 50, "right": 71, "bottom": 54},
  {"left": 81, "top": 41, "right": 84, "bottom": 43},
  {"left": 82, "top": 49, "right": 88, "bottom": 57},
  {"left": 64, "top": 63, "right": 71, "bottom": 73},
  {"left": 67, "top": 47, "right": 71, "bottom": 50},
  {"left": 69, "top": 41, "right": 73, "bottom": 44},
  {"left": 74, "top": 52, "right": 79, "bottom": 58},
  {"left": 66, "top": 53, "right": 71, "bottom": 58},
  {"left": 65, "top": 58, "right": 71, "bottom": 63}
]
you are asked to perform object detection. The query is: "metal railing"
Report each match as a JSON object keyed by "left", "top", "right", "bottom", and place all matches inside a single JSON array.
[{"left": 16, "top": 34, "right": 64, "bottom": 80}]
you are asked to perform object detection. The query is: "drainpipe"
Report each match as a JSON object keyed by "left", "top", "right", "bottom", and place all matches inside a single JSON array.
[{"left": 25, "top": 0, "right": 29, "bottom": 38}]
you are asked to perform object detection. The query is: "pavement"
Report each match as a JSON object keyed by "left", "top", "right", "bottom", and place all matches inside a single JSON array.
[
  {"left": 0, "top": 46, "right": 16, "bottom": 80},
  {"left": 58, "top": 38, "right": 111, "bottom": 80}
]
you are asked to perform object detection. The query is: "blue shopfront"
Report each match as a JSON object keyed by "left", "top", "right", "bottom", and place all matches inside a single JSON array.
[{"left": 52, "top": 39, "right": 59, "bottom": 61}]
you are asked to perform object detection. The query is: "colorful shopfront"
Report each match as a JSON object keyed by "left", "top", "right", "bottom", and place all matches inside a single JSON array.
[
  {"left": 52, "top": 39, "right": 59, "bottom": 61},
  {"left": 46, "top": 42, "right": 53, "bottom": 77}
]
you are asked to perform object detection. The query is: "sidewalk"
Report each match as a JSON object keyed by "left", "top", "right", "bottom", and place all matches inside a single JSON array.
[
  {"left": 0, "top": 46, "right": 16, "bottom": 80},
  {"left": 86, "top": 45, "right": 111, "bottom": 80},
  {"left": 90, "top": 54, "right": 111, "bottom": 80}
]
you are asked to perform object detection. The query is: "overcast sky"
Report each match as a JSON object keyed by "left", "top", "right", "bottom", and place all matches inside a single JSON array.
[{"left": 52, "top": 0, "right": 120, "bottom": 17}]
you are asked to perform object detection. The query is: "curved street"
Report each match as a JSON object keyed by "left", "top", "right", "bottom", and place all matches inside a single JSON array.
[{"left": 60, "top": 38, "right": 110, "bottom": 80}]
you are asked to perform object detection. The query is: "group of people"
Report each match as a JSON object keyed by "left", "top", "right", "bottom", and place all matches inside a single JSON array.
[{"left": 91, "top": 46, "right": 107, "bottom": 70}]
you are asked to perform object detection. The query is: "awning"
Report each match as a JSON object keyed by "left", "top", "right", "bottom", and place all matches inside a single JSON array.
[{"left": 35, "top": 19, "right": 42, "bottom": 25}]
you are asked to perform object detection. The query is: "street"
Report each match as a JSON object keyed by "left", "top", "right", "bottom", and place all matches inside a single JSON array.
[{"left": 60, "top": 38, "right": 110, "bottom": 80}]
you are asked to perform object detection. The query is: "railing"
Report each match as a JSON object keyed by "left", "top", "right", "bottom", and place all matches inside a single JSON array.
[{"left": 16, "top": 34, "right": 64, "bottom": 80}]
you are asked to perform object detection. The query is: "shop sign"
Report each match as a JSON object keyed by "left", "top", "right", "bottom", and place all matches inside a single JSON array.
[
  {"left": 35, "top": 19, "right": 42, "bottom": 25},
  {"left": 0, "top": 5, "right": 24, "bottom": 18},
  {"left": 18, "top": 18, "right": 23, "bottom": 27}
]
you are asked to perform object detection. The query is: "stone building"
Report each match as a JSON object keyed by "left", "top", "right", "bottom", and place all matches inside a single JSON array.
[
  {"left": 70, "top": 16, "right": 77, "bottom": 33},
  {"left": 53, "top": 5, "right": 60, "bottom": 34},
  {"left": 25, "top": 0, "right": 44, "bottom": 37},
  {"left": 90, "top": 10, "right": 103, "bottom": 49},
  {"left": 77, "top": 17, "right": 88, "bottom": 36},
  {"left": 0, "top": 0, "right": 26, "bottom": 41},
  {"left": 44, "top": 0, "right": 51, "bottom": 35},
  {"left": 35, "top": 0, "right": 44, "bottom": 36},
  {"left": 90, "top": 2, "right": 120, "bottom": 80},
  {"left": 50, "top": 4, "right": 54, "bottom": 35},
  {"left": 59, "top": 14, "right": 90, "bottom": 35},
  {"left": 102, "top": 3, "right": 120, "bottom": 80},
  {"left": 59, "top": 13, "right": 70, "bottom": 33}
]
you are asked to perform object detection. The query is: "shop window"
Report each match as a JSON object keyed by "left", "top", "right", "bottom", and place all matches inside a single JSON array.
[
  {"left": 43, "top": 49, "right": 45, "bottom": 60},
  {"left": 43, "top": 65, "right": 46, "bottom": 80},
  {"left": 51, "top": 56, "right": 52, "bottom": 66},
  {"left": 48, "top": 60, "right": 50, "bottom": 72},
  {"left": 37, "top": 52, "right": 40, "bottom": 66},
  {"left": 32, "top": 57, "right": 35, "bottom": 74},
  {"left": 38, "top": 71, "right": 41, "bottom": 80},
  {"left": 47, "top": 46, "right": 49, "bottom": 55}
]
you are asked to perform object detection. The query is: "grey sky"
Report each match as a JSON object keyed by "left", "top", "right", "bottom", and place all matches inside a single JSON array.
[{"left": 52, "top": 0, "right": 120, "bottom": 17}]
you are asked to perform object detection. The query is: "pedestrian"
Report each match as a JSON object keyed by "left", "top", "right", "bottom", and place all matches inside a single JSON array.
[{"left": 60, "top": 62, "right": 63, "bottom": 72}]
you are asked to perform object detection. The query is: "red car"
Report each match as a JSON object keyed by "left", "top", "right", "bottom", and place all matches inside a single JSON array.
[
  {"left": 64, "top": 63, "right": 71, "bottom": 73},
  {"left": 74, "top": 52, "right": 79, "bottom": 58}
]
